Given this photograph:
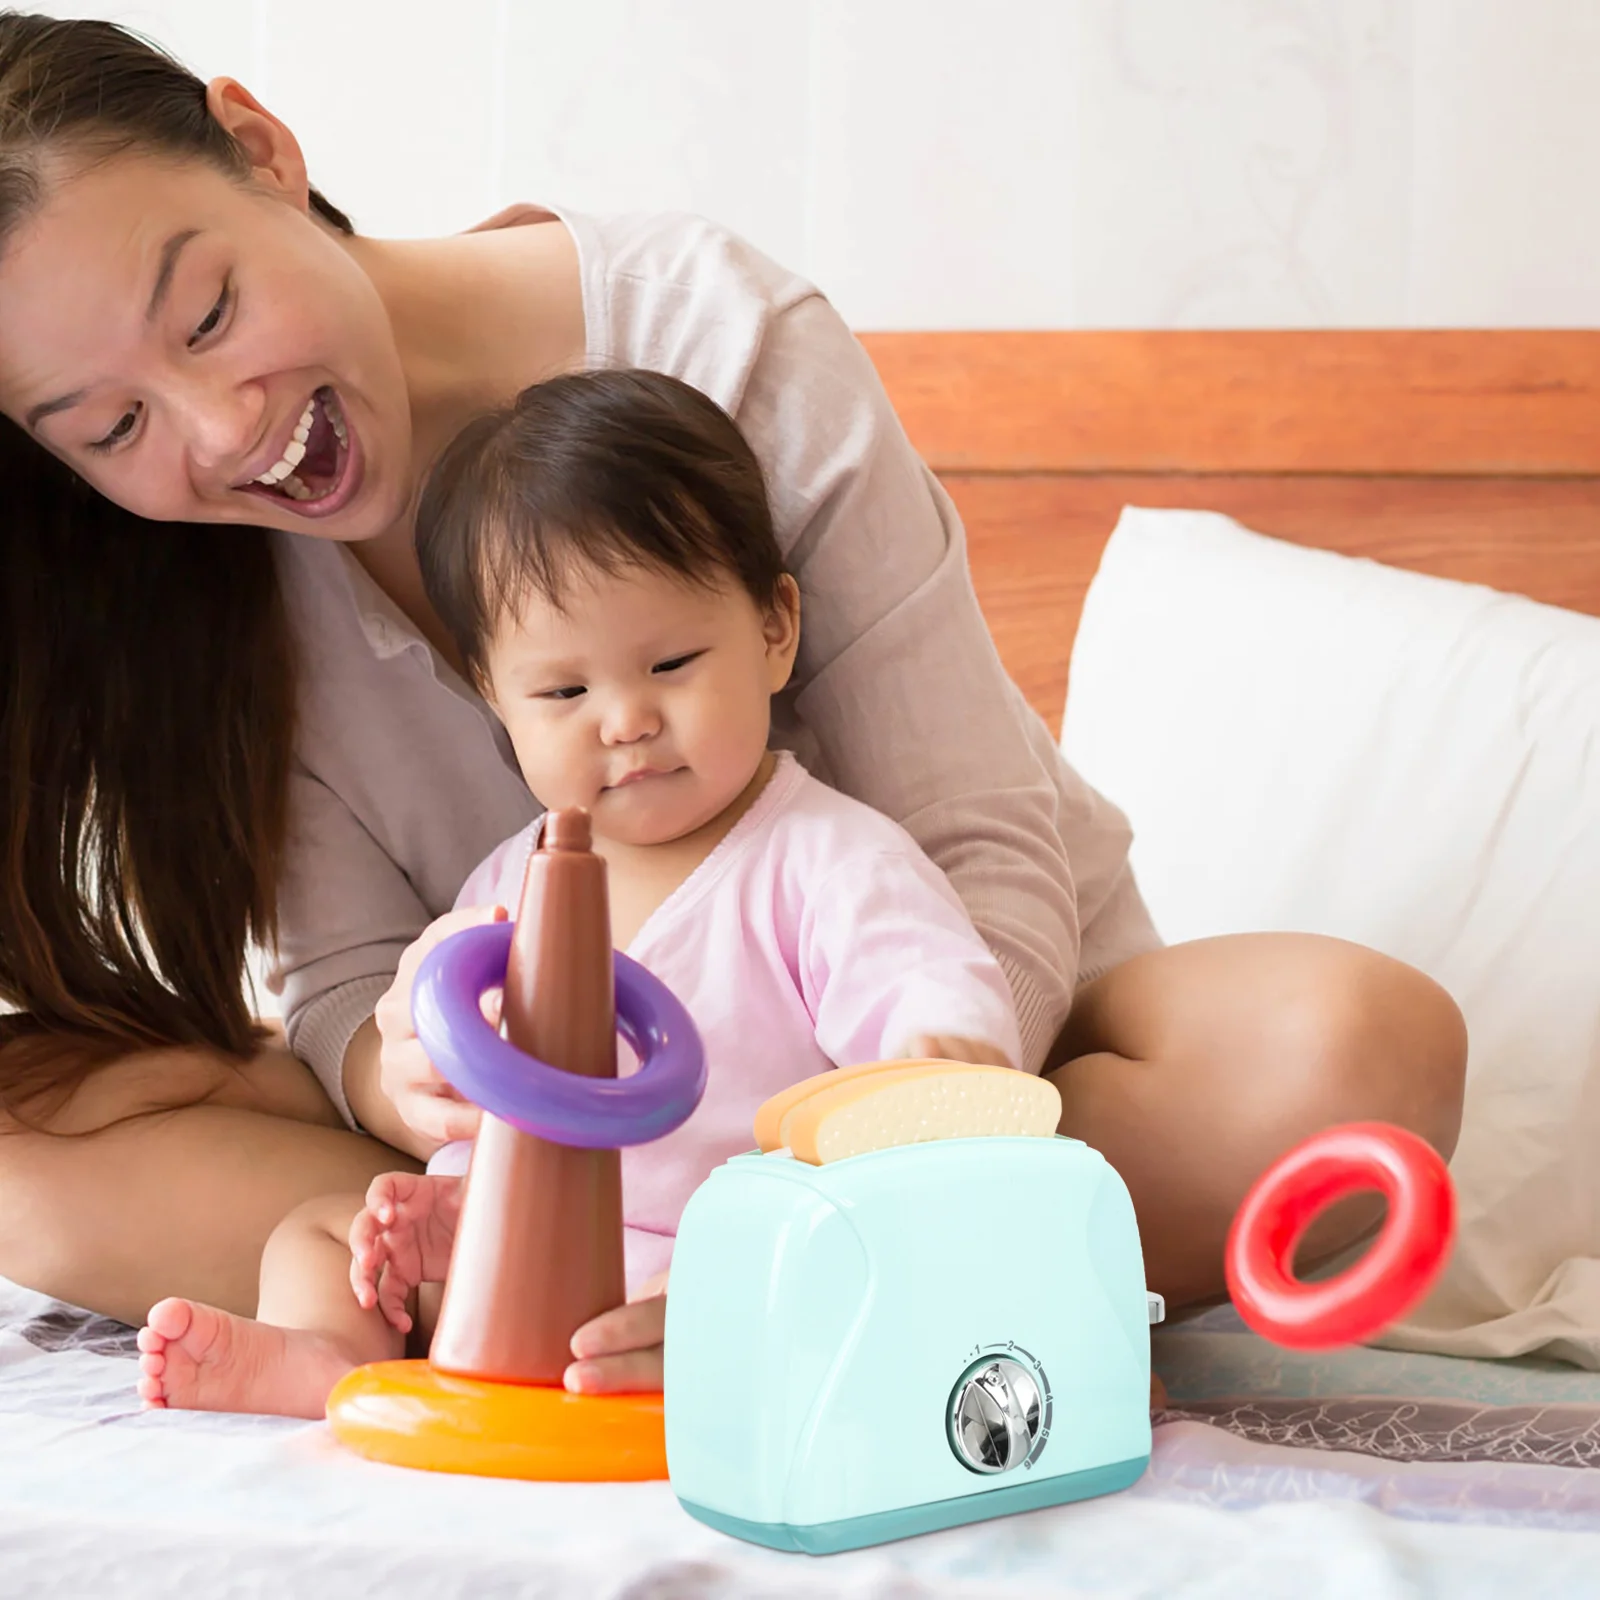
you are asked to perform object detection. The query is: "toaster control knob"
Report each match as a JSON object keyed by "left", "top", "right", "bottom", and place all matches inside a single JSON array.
[{"left": 948, "top": 1357, "right": 1043, "bottom": 1474}]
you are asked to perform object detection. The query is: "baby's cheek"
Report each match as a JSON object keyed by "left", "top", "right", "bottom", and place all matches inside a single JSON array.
[
  {"left": 694, "top": 685, "right": 770, "bottom": 788},
  {"left": 509, "top": 722, "right": 598, "bottom": 811}
]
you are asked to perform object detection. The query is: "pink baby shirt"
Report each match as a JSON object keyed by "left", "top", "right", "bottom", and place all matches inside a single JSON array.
[{"left": 430, "top": 752, "right": 1023, "bottom": 1292}]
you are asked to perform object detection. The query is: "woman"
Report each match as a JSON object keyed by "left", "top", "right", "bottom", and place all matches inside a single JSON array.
[{"left": 0, "top": 14, "right": 1465, "bottom": 1330}]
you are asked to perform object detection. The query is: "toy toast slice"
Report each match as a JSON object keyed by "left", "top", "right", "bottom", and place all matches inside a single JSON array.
[
  {"left": 758, "top": 1062, "right": 1062, "bottom": 1166},
  {"left": 753, "top": 1059, "right": 943, "bottom": 1152}
]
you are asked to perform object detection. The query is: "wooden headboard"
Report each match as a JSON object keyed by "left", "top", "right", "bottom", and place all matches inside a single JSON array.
[{"left": 860, "top": 332, "right": 1600, "bottom": 729}]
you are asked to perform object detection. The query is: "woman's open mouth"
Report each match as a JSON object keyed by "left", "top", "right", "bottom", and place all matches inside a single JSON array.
[{"left": 239, "top": 386, "right": 361, "bottom": 519}]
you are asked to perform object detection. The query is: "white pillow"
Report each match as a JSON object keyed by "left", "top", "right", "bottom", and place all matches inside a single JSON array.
[{"left": 1062, "top": 507, "right": 1600, "bottom": 1367}]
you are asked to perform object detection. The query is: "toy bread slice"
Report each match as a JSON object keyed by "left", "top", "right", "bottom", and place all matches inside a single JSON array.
[
  {"left": 785, "top": 1064, "right": 1062, "bottom": 1166},
  {"left": 753, "top": 1060, "right": 946, "bottom": 1152}
]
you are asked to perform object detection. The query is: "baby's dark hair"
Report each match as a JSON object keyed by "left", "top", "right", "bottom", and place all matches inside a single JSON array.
[{"left": 416, "top": 368, "right": 786, "bottom": 683}]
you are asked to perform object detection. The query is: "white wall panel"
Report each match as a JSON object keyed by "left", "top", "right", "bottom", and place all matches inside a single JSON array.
[
  {"left": 1072, "top": 0, "right": 1413, "bottom": 327},
  {"left": 20, "top": 1, "right": 1600, "bottom": 327},
  {"left": 260, "top": 0, "right": 502, "bottom": 238},
  {"left": 496, "top": 1, "right": 810, "bottom": 275},
  {"left": 1410, "top": 0, "right": 1600, "bottom": 326},
  {"left": 806, "top": 0, "right": 1079, "bottom": 329}
]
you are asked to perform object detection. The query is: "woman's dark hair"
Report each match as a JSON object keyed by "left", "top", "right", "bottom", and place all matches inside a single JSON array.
[
  {"left": 0, "top": 12, "right": 348, "bottom": 1118},
  {"left": 417, "top": 368, "right": 787, "bottom": 685},
  {"left": 0, "top": 12, "right": 352, "bottom": 250}
]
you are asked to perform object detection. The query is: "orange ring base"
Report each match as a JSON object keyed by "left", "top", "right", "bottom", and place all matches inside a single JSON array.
[{"left": 326, "top": 1359, "right": 668, "bottom": 1481}]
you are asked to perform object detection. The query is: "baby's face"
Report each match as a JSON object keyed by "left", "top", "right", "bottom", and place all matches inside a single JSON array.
[{"left": 483, "top": 561, "right": 800, "bottom": 847}]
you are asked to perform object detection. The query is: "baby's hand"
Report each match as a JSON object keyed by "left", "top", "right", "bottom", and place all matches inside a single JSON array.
[
  {"left": 903, "top": 1033, "right": 1015, "bottom": 1070},
  {"left": 564, "top": 1270, "right": 669, "bottom": 1395},
  {"left": 349, "top": 1172, "right": 466, "bottom": 1333},
  {"left": 375, "top": 905, "right": 508, "bottom": 1155}
]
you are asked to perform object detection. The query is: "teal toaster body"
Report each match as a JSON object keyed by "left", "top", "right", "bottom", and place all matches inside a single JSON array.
[{"left": 663, "top": 1135, "right": 1153, "bottom": 1554}]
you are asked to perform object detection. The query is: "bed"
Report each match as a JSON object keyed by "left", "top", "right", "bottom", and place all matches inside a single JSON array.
[{"left": 4, "top": 331, "right": 1599, "bottom": 1597}]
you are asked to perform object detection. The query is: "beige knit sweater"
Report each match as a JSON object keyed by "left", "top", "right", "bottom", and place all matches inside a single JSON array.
[{"left": 269, "top": 206, "right": 1152, "bottom": 1125}]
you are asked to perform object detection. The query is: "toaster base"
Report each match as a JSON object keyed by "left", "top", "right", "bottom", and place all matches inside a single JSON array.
[{"left": 678, "top": 1452, "right": 1148, "bottom": 1555}]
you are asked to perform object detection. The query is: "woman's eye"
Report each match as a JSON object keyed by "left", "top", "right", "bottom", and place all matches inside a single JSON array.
[
  {"left": 89, "top": 405, "right": 142, "bottom": 454},
  {"left": 652, "top": 652, "right": 700, "bottom": 675},
  {"left": 188, "top": 280, "right": 232, "bottom": 349}
]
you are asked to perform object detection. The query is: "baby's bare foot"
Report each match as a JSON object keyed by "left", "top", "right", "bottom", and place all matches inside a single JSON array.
[{"left": 137, "top": 1298, "right": 358, "bottom": 1420}]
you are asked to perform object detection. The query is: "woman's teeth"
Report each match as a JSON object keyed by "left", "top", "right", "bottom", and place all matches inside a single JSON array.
[
  {"left": 255, "top": 400, "right": 314, "bottom": 487},
  {"left": 251, "top": 390, "right": 349, "bottom": 502}
]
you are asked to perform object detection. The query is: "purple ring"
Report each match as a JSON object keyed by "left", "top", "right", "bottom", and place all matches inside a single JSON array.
[{"left": 412, "top": 922, "right": 706, "bottom": 1148}]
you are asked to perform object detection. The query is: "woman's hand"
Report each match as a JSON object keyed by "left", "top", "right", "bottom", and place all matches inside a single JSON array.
[
  {"left": 902, "top": 1033, "right": 1015, "bottom": 1070},
  {"left": 373, "top": 905, "right": 508, "bottom": 1154},
  {"left": 349, "top": 1171, "right": 466, "bottom": 1333},
  {"left": 564, "top": 1270, "right": 669, "bottom": 1394}
]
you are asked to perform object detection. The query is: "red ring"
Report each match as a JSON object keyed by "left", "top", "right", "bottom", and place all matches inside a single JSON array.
[{"left": 1224, "top": 1122, "right": 1456, "bottom": 1350}]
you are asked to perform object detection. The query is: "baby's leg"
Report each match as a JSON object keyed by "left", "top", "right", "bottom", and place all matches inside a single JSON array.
[{"left": 138, "top": 1193, "right": 401, "bottom": 1418}]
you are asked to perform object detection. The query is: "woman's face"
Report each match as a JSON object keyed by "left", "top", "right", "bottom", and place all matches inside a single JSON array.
[{"left": 0, "top": 141, "right": 411, "bottom": 541}]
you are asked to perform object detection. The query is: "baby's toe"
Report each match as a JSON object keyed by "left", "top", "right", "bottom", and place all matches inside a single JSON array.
[{"left": 144, "top": 1297, "right": 196, "bottom": 1341}]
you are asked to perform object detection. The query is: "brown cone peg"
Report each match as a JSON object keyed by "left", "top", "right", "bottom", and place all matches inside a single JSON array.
[{"left": 429, "top": 807, "right": 626, "bottom": 1384}]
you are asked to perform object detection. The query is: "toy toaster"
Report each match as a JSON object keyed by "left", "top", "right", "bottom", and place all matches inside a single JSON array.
[{"left": 664, "top": 1064, "right": 1161, "bottom": 1556}]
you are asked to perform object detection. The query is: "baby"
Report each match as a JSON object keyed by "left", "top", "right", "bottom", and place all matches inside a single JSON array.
[{"left": 136, "top": 368, "right": 1024, "bottom": 1417}]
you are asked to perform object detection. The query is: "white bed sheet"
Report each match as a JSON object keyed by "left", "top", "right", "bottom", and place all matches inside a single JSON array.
[{"left": 3, "top": 1282, "right": 1599, "bottom": 1599}]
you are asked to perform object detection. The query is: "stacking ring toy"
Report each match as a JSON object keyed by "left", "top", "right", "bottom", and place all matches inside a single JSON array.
[
  {"left": 327, "top": 1364, "right": 668, "bottom": 1481},
  {"left": 1225, "top": 1121, "right": 1455, "bottom": 1350},
  {"left": 413, "top": 921, "right": 706, "bottom": 1146},
  {"left": 327, "top": 917, "right": 705, "bottom": 1482}
]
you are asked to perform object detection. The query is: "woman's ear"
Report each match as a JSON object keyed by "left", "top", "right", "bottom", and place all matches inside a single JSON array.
[
  {"left": 763, "top": 574, "right": 802, "bottom": 694},
  {"left": 205, "top": 78, "right": 311, "bottom": 212}
]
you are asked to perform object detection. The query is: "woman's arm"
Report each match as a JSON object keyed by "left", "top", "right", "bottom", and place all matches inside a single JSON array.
[
  {"left": 340, "top": 1015, "right": 412, "bottom": 1151},
  {"left": 272, "top": 763, "right": 432, "bottom": 1128},
  {"left": 737, "top": 294, "right": 1131, "bottom": 1068},
  {"left": 275, "top": 766, "right": 508, "bottom": 1156}
]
